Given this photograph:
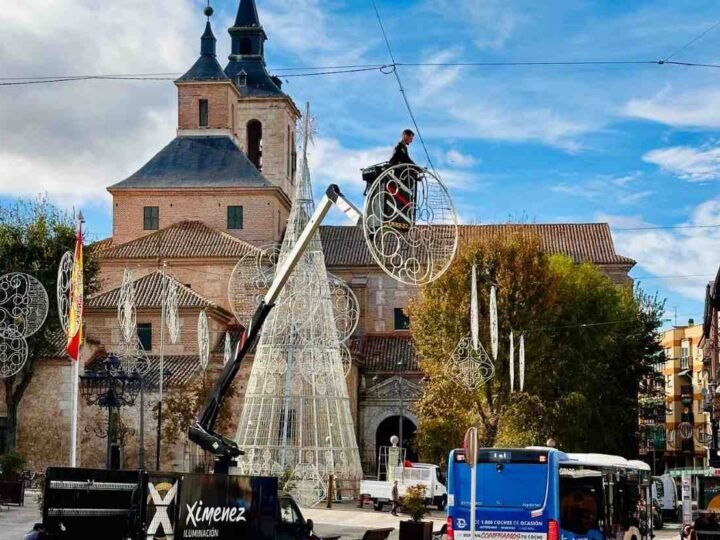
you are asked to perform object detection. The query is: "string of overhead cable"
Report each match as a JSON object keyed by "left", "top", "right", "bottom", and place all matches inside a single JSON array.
[
  {"left": 663, "top": 19, "right": 720, "bottom": 62},
  {"left": 370, "top": 0, "right": 436, "bottom": 173},
  {"left": 4, "top": 58, "right": 720, "bottom": 86},
  {"left": 614, "top": 224, "right": 720, "bottom": 231}
]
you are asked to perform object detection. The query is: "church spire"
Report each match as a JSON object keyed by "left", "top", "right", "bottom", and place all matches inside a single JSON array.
[
  {"left": 235, "top": 0, "right": 261, "bottom": 27},
  {"left": 176, "top": 4, "right": 228, "bottom": 83}
]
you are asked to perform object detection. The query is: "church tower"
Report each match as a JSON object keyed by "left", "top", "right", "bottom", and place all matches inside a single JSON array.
[{"left": 224, "top": 0, "right": 300, "bottom": 196}]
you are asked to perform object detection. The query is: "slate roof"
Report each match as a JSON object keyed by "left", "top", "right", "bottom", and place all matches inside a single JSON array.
[
  {"left": 86, "top": 270, "right": 224, "bottom": 312},
  {"left": 320, "top": 223, "right": 635, "bottom": 267},
  {"left": 108, "top": 136, "right": 272, "bottom": 190},
  {"left": 87, "top": 353, "right": 203, "bottom": 389},
  {"left": 177, "top": 21, "right": 229, "bottom": 82},
  {"left": 351, "top": 334, "right": 419, "bottom": 373},
  {"left": 225, "top": 57, "right": 285, "bottom": 98},
  {"left": 94, "top": 221, "right": 258, "bottom": 261},
  {"left": 235, "top": 0, "right": 261, "bottom": 27}
]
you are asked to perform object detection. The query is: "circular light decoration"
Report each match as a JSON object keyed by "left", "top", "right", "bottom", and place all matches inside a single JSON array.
[
  {"left": 289, "top": 462, "right": 327, "bottom": 508},
  {"left": 0, "top": 273, "right": 49, "bottom": 339},
  {"left": 116, "top": 335, "right": 150, "bottom": 376},
  {"left": 0, "top": 335, "right": 29, "bottom": 378},
  {"left": 117, "top": 269, "right": 136, "bottom": 344},
  {"left": 228, "top": 245, "right": 280, "bottom": 324},
  {"left": 198, "top": 310, "right": 210, "bottom": 371},
  {"left": 327, "top": 273, "right": 359, "bottom": 343},
  {"left": 223, "top": 331, "right": 232, "bottom": 367},
  {"left": 165, "top": 278, "right": 180, "bottom": 346},
  {"left": 489, "top": 285, "right": 498, "bottom": 361},
  {"left": 445, "top": 335, "right": 495, "bottom": 390},
  {"left": 678, "top": 421, "right": 694, "bottom": 440},
  {"left": 57, "top": 251, "right": 74, "bottom": 335},
  {"left": 363, "top": 164, "right": 458, "bottom": 286}
]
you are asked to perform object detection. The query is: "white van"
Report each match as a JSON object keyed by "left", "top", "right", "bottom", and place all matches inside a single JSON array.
[{"left": 653, "top": 474, "right": 678, "bottom": 520}]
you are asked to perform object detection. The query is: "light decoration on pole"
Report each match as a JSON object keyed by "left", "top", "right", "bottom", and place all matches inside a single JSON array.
[
  {"left": 444, "top": 266, "right": 495, "bottom": 390},
  {"left": 678, "top": 421, "right": 694, "bottom": 440},
  {"left": 165, "top": 278, "right": 180, "bottom": 345},
  {"left": 470, "top": 265, "right": 479, "bottom": 350},
  {"left": 223, "top": 332, "right": 232, "bottom": 367},
  {"left": 362, "top": 163, "right": 458, "bottom": 286},
  {"left": 328, "top": 273, "right": 360, "bottom": 343},
  {"left": 198, "top": 310, "right": 209, "bottom": 372},
  {"left": 118, "top": 269, "right": 136, "bottom": 345},
  {"left": 57, "top": 251, "right": 74, "bottom": 335},
  {"left": 234, "top": 104, "right": 362, "bottom": 507},
  {"left": 0, "top": 273, "right": 49, "bottom": 379}
]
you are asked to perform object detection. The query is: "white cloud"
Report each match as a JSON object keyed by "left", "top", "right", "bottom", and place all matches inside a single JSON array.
[
  {"left": 643, "top": 145, "right": 720, "bottom": 181},
  {"left": 0, "top": 0, "right": 195, "bottom": 205},
  {"left": 425, "top": 0, "right": 518, "bottom": 50},
  {"left": 551, "top": 173, "right": 652, "bottom": 206},
  {"left": 598, "top": 199, "right": 720, "bottom": 300},
  {"left": 625, "top": 87, "right": 720, "bottom": 129}
]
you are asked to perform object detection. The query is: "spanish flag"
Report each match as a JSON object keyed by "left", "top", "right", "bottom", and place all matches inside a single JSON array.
[{"left": 66, "top": 222, "right": 84, "bottom": 361}]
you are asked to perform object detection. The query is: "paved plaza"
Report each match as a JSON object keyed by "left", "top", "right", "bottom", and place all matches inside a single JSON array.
[{"left": 0, "top": 490, "right": 683, "bottom": 540}]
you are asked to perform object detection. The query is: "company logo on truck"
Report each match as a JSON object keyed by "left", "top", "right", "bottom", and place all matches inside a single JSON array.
[{"left": 185, "top": 501, "right": 247, "bottom": 527}]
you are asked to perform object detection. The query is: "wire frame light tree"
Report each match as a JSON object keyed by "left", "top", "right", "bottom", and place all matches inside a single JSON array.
[{"left": 234, "top": 105, "right": 362, "bottom": 507}]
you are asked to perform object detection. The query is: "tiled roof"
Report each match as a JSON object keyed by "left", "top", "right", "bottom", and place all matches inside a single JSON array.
[
  {"left": 108, "top": 136, "right": 273, "bottom": 190},
  {"left": 86, "top": 270, "right": 224, "bottom": 312},
  {"left": 320, "top": 223, "right": 635, "bottom": 267},
  {"left": 351, "top": 334, "right": 419, "bottom": 373},
  {"left": 37, "top": 328, "right": 69, "bottom": 359},
  {"left": 86, "top": 353, "right": 203, "bottom": 389},
  {"left": 94, "top": 220, "right": 258, "bottom": 260}
]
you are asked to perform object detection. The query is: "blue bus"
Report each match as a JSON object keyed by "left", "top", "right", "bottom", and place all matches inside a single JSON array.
[{"left": 446, "top": 447, "right": 653, "bottom": 540}]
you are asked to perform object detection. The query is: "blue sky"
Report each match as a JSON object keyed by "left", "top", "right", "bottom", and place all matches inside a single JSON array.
[{"left": 1, "top": 0, "right": 719, "bottom": 326}]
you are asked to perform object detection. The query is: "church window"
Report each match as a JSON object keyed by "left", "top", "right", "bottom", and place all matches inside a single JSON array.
[
  {"left": 247, "top": 120, "right": 263, "bottom": 170},
  {"left": 199, "top": 99, "right": 209, "bottom": 128},
  {"left": 137, "top": 323, "right": 152, "bottom": 351},
  {"left": 228, "top": 206, "right": 244, "bottom": 230},
  {"left": 394, "top": 308, "right": 410, "bottom": 331},
  {"left": 143, "top": 207, "right": 159, "bottom": 230},
  {"left": 240, "top": 37, "right": 252, "bottom": 55}
]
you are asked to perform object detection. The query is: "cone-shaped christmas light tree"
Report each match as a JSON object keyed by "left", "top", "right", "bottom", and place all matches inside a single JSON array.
[{"left": 234, "top": 106, "right": 362, "bottom": 506}]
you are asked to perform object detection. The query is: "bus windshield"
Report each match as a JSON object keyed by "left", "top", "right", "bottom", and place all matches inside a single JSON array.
[{"left": 476, "top": 462, "right": 549, "bottom": 509}]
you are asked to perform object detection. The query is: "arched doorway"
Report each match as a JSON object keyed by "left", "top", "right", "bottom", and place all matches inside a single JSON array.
[{"left": 375, "top": 415, "right": 417, "bottom": 477}]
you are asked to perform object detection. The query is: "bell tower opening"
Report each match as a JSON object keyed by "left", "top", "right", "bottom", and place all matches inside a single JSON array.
[{"left": 247, "top": 119, "right": 263, "bottom": 171}]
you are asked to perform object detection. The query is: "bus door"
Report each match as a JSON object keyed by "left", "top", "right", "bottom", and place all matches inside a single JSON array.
[{"left": 559, "top": 468, "right": 605, "bottom": 540}]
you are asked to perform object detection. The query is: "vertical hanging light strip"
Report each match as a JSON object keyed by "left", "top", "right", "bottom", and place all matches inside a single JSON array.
[
  {"left": 509, "top": 331, "right": 515, "bottom": 393},
  {"left": 489, "top": 285, "right": 498, "bottom": 361},
  {"left": 470, "top": 265, "right": 479, "bottom": 352},
  {"left": 519, "top": 334, "right": 526, "bottom": 392}
]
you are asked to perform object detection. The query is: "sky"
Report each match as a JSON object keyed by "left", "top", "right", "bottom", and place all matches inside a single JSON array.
[{"left": 0, "top": 0, "right": 719, "bottom": 327}]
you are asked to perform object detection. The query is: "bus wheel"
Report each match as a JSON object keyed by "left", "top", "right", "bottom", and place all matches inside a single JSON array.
[{"left": 373, "top": 502, "right": 384, "bottom": 512}]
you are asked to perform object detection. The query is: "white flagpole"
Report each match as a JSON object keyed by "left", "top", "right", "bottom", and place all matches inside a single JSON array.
[
  {"left": 69, "top": 212, "right": 83, "bottom": 467},
  {"left": 70, "top": 357, "right": 79, "bottom": 467}
]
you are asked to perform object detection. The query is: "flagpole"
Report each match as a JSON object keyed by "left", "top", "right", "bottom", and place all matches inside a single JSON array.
[{"left": 70, "top": 212, "right": 84, "bottom": 467}]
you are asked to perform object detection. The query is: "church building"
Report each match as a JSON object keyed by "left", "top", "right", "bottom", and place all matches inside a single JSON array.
[{"left": 0, "top": 0, "right": 637, "bottom": 474}]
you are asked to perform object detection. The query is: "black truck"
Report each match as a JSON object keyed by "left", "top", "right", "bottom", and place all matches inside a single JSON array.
[{"left": 42, "top": 466, "right": 328, "bottom": 539}]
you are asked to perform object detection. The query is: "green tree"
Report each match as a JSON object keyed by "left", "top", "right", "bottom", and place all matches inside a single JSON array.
[
  {"left": 407, "top": 232, "right": 663, "bottom": 463},
  {"left": 0, "top": 197, "right": 100, "bottom": 452}
]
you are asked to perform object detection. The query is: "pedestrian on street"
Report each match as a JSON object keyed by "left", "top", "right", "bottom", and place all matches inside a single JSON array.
[{"left": 391, "top": 480, "right": 400, "bottom": 516}]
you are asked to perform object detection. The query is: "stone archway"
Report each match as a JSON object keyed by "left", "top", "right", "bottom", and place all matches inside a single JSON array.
[{"left": 375, "top": 415, "right": 418, "bottom": 468}]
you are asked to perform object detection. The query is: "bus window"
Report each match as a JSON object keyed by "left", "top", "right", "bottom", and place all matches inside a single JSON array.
[
  {"left": 560, "top": 473, "right": 604, "bottom": 535},
  {"left": 476, "top": 461, "right": 548, "bottom": 509}
]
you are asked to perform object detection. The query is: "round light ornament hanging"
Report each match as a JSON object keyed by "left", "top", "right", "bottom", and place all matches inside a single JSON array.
[{"left": 362, "top": 164, "right": 458, "bottom": 286}]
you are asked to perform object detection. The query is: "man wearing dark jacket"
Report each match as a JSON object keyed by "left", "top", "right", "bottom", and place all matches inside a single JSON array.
[{"left": 389, "top": 129, "right": 415, "bottom": 166}]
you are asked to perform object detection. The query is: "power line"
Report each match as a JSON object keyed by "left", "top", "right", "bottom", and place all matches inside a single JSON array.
[
  {"left": 370, "top": 0, "right": 436, "bottom": 173},
  {"left": 664, "top": 19, "right": 720, "bottom": 61},
  {"left": 614, "top": 224, "right": 720, "bottom": 231}
]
